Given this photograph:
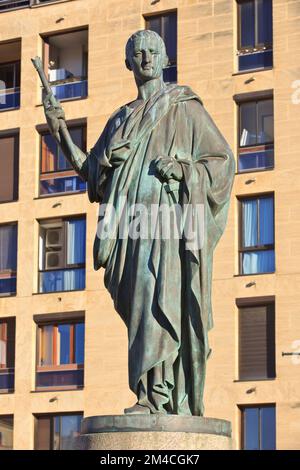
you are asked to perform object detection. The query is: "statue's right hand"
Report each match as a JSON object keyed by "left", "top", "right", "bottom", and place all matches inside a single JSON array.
[{"left": 43, "top": 93, "right": 66, "bottom": 137}]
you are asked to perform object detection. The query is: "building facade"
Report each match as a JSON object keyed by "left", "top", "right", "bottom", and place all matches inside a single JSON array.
[{"left": 0, "top": 0, "right": 299, "bottom": 450}]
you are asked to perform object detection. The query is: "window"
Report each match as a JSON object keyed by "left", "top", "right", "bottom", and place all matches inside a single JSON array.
[
  {"left": 0, "top": 1, "right": 29, "bottom": 12},
  {"left": 38, "top": 217, "right": 86, "bottom": 293},
  {"left": 0, "top": 318, "right": 15, "bottom": 393},
  {"left": 237, "top": 0, "right": 273, "bottom": 72},
  {"left": 0, "top": 40, "right": 21, "bottom": 111},
  {"left": 0, "top": 132, "right": 19, "bottom": 202},
  {"left": 0, "top": 223, "right": 17, "bottom": 296},
  {"left": 36, "top": 318, "right": 84, "bottom": 390},
  {"left": 145, "top": 11, "right": 177, "bottom": 83},
  {"left": 240, "top": 405, "right": 276, "bottom": 450},
  {"left": 238, "top": 302, "right": 275, "bottom": 380},
  {"left": 239, "top": 195, "right": 274, "bottom": 274},
  {"left": 42, "top": 29, "right": 88, "bottom": 102},
  {"left": 39, "top": 125, "right": 86, "bottom": 196},
  {"left": 34, "top": 413, "right": 82, "bottom": 450},
  {"left": 238, "top": 96, "right": 273, "bottom": 172},
  {"left": 0, "top": 415, "right": 13, "bottom": 450}
]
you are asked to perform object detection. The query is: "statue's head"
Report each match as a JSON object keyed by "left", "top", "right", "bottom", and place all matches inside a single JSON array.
[{"left": 125, "top": 30, "right": 169, "bottom": 82}]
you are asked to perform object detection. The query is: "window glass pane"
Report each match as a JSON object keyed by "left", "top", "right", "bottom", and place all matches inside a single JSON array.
[
  {"left": 53, "top": 416, "right": 60, "bottom": 450},
  {"left": 240, "top": 102, "right": 257, "bottom": 146},
  {"left": 0, "top": 64, "right": 15, "bottom": 90},
  {"left": 0, "top": 224, "right": 17, "bottom": 271},
  {"left": 67, "top": 219, "right": 86, "bottom": 265},
  {"left": 41, "top": 325, "right": 53, "bottom": 366},
  {"left": 39, "top": 267, "right": 85, "bottom": 293},
  {"left": 259, "top": 197, "right": 274, "bottom": 245},
  {"left": 0, "top": 135, "right": 18, "bottom": 202},
  {"left": 257, "top": 0, "right": 273, "bottom": 45},
  {"left": 244, "top": 407, "right": 259, "bottom": 450},
  {"left": 260, "top": 406, "right": 276, "bottom": 450},
  {"left": 60, "top": 415, "right": 82, "bottom": 450},
  {"left": 242, "top": 199, "right": 258, "bottom": 247},
  {"left": 240, "top": 0, "right": 255, "bottom": 48},
  {"left": 163, "top": 13, "right": 177, "bottom": 63},
  {"left": 35, "top": 416, "right": 51, "bottom": 450},
  {"left": 257, "top": 99, "right": 273, "bottom": 144},
  {"left": 238, "top": 49, "right": 273, "bottom": 71},
  {"left": 70, "top": 128, "right": 83, "bottom": 149},
  {"left": 41, "top": 134, "right": 58, "bottom": 173},
  {"left": 75, "top": 323, "right": 84, "bottom": 364},
  {"left": 0, "top": 322, "right": 7, "bottom": 367},
  {"left": 0, "top": 415, "right": 13, "bottom": 450},
  {"left": 58, "top": 324, "right": 70, "bottom": 365},
  {"left": 238, "top": 148, "right": 274, "bottom": 172},
  {"left": 242, "top": 249, "right": 275, "bottom": 274},
  {"left": 146, "top": 16, "right": 161, "bottom": 35}
]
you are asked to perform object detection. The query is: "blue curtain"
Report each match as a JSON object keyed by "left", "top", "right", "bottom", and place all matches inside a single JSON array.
[
  {"left": 260, "top": 197, "right": 274, "bottom": 244},
  {"left": 67, "top": 219, "right": 86, "bottom": 265},
  {"left": 243, "top": 250, "right": 275, "bottom": 274},
  {"left": 243, "top": 199, "right": 257, "bottom": 247},
  {"left": 242, "top": 196, "right": 275, "bottom": 274}
]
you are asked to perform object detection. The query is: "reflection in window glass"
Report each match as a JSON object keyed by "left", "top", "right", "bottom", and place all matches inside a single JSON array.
[
  {"left": 0, "top": 415, "right": 13, "bottom": 450},
  {"left": 75, "top": 323, "right": 85, "bottom": 364},
  {"left": 242, "top": 405, "right": 276, "bottom": 450},
  {"left": 58, "top": 324, "right": 70, "bottom": 365}
]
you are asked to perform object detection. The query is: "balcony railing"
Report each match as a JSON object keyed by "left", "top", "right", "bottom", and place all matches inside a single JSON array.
[
  {"left": 36, "top": 364, "right": 83, "bottom": 390},
  {"left": 39, "top": 267, "right": 85, "bottom": 293},
  {"left": 48, "top": 79, "right": 88, "bottom": 101},
  {"left": 0, "top": 0, "right": 29, "bottom": 11},
  {"left": 0, "top": 368, "right": 14, "bottom": 392},
  {"left": 0, "top": 87, "right": 20, "bottom": 111},
  {"left": 0, "top": 0, "right": 63, "bottom": 11},
  {"left": 238, "top": 144, "right": 274, "bottom": 173},
  {"left": 40, "top": 170, "right": 86, "bottom": 196},
  {"left": 0, "top": 271, "right": 17, "bottom": 296}
]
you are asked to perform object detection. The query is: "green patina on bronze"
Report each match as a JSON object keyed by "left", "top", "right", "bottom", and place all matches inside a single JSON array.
[{"left": 39, "top": 30, "right": 235, "bottom": 416}]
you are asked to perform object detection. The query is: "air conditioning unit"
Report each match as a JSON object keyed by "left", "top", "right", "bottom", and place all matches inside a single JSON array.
[
  {"left": 45, "top": 251, "right": 63, "bottom": 270},
  {"left": 46, "top": 228, "right": 63, "bottom": 248}
]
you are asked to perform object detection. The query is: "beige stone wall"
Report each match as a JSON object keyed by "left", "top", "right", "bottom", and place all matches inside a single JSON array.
[{"left": 0, "top": 0, "right": 299, "bottom": 450}]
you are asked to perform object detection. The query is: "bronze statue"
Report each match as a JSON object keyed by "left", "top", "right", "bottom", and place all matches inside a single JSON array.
[{"left": 38, "top": 30, "right": 235, "bottom": 416}]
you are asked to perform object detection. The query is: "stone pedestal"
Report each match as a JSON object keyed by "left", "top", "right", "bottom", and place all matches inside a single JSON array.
[{"left": 71, "top": 415, "right": 233, "bottom": 450}]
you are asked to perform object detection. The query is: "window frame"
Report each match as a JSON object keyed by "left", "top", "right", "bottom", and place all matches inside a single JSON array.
[
  {"left": 144, "top": 10, "right": 177, "bottom": 83},
  {"left": 38, "top": 216, "right": 86, "bottom": 294},
  {"left": 235, "top": 91, "right": 274, "bottom": 173},
  {"left": 0, "top": 130, "right": 19, "bottom": 203},
  {"left": 238, "top": 193, "right": 275, "bottom": 275},
  {"left": 35, "top": 318, "right": 84, "bottom": 391},
  {"left": 0, "top": 317, "right": 15, "bottom": 393},
  {"left": 34, "top": 412, "right": 83, "bottom": 450},
  {"left": 237, "top": 0, "right": 273, "bottom": 52},
  {"left": 41, "top": 27, "right": 89, "bottom": 103},
  {"left": 237, "top": 299, "right": 276, "bottom": 381},
  {"left": 0, "top": 222, "right": 18, "bottom": 297},
  {"left": 240, "top": 404, "right": 276, "bottom": 450}
]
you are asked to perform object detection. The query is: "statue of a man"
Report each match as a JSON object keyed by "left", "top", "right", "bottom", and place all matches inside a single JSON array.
[{"left": 43, "top": 30, "right": 235, "bottom": 416}]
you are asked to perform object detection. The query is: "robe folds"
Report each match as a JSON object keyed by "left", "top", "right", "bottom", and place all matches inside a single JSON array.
[{"left": 82, "top": 84, "right": 235, "bottom": 416}]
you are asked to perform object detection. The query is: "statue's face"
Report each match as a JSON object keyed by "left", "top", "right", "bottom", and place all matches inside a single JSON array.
[{"left": 126, "top": 35, "right": 166, "bottom": 82}]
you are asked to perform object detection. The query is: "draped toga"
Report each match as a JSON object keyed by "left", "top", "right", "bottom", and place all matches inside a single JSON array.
[{"left": 80, "top": 84, "right": 235, "bottom": 416}]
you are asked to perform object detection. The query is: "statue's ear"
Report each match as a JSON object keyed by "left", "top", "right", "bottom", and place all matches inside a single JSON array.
[
  {"left": 125, "top": 59, "right": 132, "bottom": 71},
  {"left": 163, "top": 54, "right": 169, "bottom": 69}
]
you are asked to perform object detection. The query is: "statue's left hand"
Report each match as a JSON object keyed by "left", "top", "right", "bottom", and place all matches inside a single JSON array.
[{"left": 155, "top": 156, "right": 183, "bottom": 182}]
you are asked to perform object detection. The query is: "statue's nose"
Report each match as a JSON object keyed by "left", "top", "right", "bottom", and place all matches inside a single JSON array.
[{"left": 143, "top": 51, "right": 151, "bottom": 63}]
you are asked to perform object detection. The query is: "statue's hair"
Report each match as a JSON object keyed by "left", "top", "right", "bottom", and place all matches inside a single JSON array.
[{"left": 125, "top": 29, "right": 168, "bottom": 62}]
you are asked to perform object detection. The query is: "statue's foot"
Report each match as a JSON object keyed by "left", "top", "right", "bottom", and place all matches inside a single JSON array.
[{"left": 124, "top": 403, "right": 151, "bottom": 415}]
